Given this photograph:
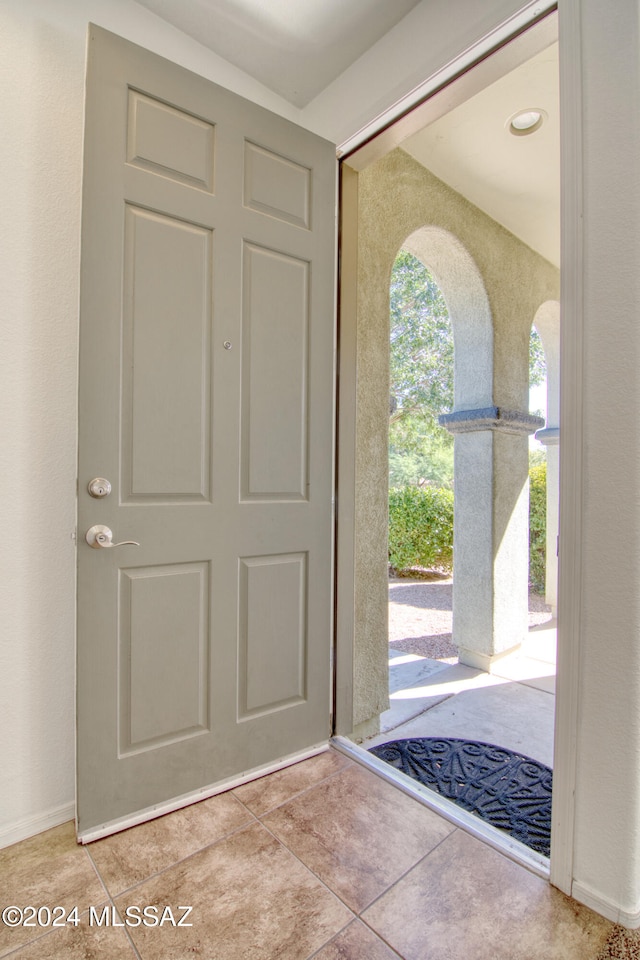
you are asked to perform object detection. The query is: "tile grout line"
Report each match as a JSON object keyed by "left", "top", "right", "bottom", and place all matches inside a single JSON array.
[
  {"left": 110, "top": 902, "right": 145, "bottom": 960},
  {"left": 80, "top": 761, "right": 357, "bottom": 906},
  {"left": 357, "top": 827, "right": 459, "bottom": 919},
  {"left": 82, "top": 853, "right": 144, "bottom": 960},
  {"left": 251, "top": 764, "right": 459, "bottom": 923},
  {"left": 84, "top": 843, "right": 112, "bottom": 902},
  {"left": 0, "top": 931, "right": 52, "bottom": 960},
  {"left": 87, "top": 813, "right": 261, "bottom": 901},
  {"left": 267, "top": 809, "right": 454, "bottom": 960},
  {"left": 231, "top": 754, "right": 355, "bottom": 820},
  {"left": 256, "top": 817, "right": 360, "bottom": 929},
  {"left": 0, "top": 900, "right": 130, "bottom": 960},
  {"left": 0, "top": 846, "right": 112, "bottom": 960},
  {"left": 305, "top": 919, "right": 406, "bottom": 960},
  {"left": 255, "top": 800, "right": 456, "bottom": 943}
]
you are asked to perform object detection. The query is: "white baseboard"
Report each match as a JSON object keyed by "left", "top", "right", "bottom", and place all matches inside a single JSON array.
[
  {"left": 0, "top": 802, "right": 76, "bottom": 850},
  {"left": 572, "top": 880, "right": 640, "bottom": 929}
]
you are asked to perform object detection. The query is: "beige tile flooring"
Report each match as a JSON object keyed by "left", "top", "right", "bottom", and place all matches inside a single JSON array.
[{"left": 0, "top": 748, "right": 635, "bottom": 959}]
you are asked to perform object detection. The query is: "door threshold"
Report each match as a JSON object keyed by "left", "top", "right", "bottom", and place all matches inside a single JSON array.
[
  {"left": 331, "top": 735, "right": 550, "bottom": 880},
  {"left": 78, "top": 742, "right": 330, "bottom": 844}
]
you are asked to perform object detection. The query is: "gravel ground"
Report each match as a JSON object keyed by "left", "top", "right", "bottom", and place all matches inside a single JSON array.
[
  {"left": 388, "top": 573, "right": 552, "bottom": 662},
  {"left": 596, "top": 927, "right": 640, "bottom": 959}
]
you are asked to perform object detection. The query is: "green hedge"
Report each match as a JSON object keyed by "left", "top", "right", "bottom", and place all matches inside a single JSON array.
[
  {"left": 529, "top": 462, "right": 547, "bottom": 592},
  {"left": 389, "top": 466, "right": 547, "bottom": 585},
  {"left": 388, "top": 485, "right": 454, "bottom": 573},
  {"left": 389, "top": 463, "right": 547, "bottom": 580}
]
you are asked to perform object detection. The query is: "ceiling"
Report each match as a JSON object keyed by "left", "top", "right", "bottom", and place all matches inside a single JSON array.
[
  {"left": 134, "top": 0, "right": 559, "bottom": 267},
  {"left": 401, "top": 42, "right": 559, "bottom": 267},
  {"left": 134, "top": 0, "right": 421, "bottom": 107}
]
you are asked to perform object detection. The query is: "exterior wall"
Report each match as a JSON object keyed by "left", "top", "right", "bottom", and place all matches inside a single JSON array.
[{"left": 352, "top": 149, "right": 558, "bottom": 729}]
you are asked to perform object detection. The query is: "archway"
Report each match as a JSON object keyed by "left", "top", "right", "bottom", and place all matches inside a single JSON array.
[
  {"left": 402, "top": 226, "right": 492, "bottom": 412},
  {"left": 390, "top": 224, "right": 544, "bottom": 672}
]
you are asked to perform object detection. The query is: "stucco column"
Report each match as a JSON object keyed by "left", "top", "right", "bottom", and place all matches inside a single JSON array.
[
  {"left": 535, "top": 427, "right": 559, "bottom": 614},
  {"left": 441, "top": 407, "right": 544, "bottom": 671}
]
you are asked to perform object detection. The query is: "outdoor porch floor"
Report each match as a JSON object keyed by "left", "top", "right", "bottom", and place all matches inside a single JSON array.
[{"left": 363, "top": 619, "right": 557, "bottom": 769}]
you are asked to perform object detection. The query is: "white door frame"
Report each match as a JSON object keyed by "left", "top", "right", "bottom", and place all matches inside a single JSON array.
[{"left": 334, "top": 0, "right": 581, "bottom": 896}]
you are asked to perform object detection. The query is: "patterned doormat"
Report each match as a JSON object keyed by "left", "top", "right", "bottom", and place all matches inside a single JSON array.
[{"left": 369, "top": 737, "right": 552, "bottom": 856}]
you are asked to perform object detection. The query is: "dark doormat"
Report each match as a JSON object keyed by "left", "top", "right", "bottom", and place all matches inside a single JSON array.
[{"left": 369, "top": 737, "right": 552, "bottom": 856}]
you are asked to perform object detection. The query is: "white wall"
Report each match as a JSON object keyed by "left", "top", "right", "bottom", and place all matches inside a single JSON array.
[{"left": 563, "top": 0, "right": 640, "bottom": 925}]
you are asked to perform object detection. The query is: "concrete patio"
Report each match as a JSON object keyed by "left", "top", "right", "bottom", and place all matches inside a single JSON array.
[{"left": 361, "top": 578, "right": 556, "bottom": 769}]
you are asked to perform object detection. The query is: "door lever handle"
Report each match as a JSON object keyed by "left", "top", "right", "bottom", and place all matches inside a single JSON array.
[{"left": 86, "top": 524, "right": 140, "bottom": 549}]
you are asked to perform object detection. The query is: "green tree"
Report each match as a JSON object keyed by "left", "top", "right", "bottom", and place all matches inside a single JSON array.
[
  {"left": 389, "top": 251, "right": 453, "bottom": 428},
  {"left": 389, "top": 425, "right": 454, "bottom": 489},
  {"left": 389, "top": 251, "right": 454, "bottom": 486},
  {"left": 389, "top": 251, "right": 547, "bottom": 488},
  {"left": 529, "top": 326, "right": 546, "bottom": 389}
]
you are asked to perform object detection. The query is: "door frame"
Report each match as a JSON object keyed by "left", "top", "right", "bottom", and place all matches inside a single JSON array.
[{"left": 333, "top": 0, "right": 581, "bottom": 897}]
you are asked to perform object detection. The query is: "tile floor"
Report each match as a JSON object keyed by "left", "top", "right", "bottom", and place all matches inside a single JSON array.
[{"left": 0, "top": 747, "right": 634, "bottom": 959}]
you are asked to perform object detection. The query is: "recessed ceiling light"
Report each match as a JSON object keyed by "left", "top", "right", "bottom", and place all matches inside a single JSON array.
[{"left": 508, "top": 109, "right": 546, "bottom": 136}]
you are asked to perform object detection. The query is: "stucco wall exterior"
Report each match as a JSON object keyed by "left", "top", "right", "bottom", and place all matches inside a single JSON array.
[{"left": 352, "top": 148, "right": 559, "bottom": 731}]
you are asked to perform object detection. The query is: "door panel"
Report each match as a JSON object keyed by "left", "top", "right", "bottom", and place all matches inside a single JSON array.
[
  {"left": 77, "top": 26, "right": 336, "bottom": 839},
  {"left": 243, "top": 141, "right": 310, "bottom": 228},
  {"left": 119, "top": 562, "right": 210, "bottom": 754},
  {"left": 238, "top": 553, "right": 308, "bottom": 718},
  {"left": 122, "top": 205, "right": 213, "bottom": 501},
  {"left": 241, "top": 242, "right": 309, "bottom": 500},
  {"left": 127, "top": 90, "right": 216, "bottom": 192}
]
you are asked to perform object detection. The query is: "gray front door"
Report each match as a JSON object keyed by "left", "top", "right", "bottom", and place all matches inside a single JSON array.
[{"left": 77, "top": 26, "right": 336, "bottom": 841}]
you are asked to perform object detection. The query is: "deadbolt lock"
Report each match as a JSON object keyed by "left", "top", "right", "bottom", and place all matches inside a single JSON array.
[{"left": 88, "top": 477, "right": 112, "bottom": 499}]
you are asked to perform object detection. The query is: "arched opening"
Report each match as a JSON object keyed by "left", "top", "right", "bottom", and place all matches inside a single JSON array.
[
  {"left": 341, "top": 145, "right": 559, "bottom": 755},
  {"left": 387, "top": 249, "right": 457, "bottom": 664},
  {"left": 402, "top": 227, "right": 492, "bottom": 411},
  {"left": 375, "top": 215, "right": 553, "bottom": 713},
  {"left": 385, "top": 230, "right": 495, "bottom": 666},
  {"left": 388, "top": 250, "right": 454, "bottom": 493}
]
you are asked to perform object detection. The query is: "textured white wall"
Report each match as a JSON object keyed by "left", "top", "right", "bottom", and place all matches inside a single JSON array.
[{"left": 568, "top": 0, "right": 640, "bottom": 924}]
